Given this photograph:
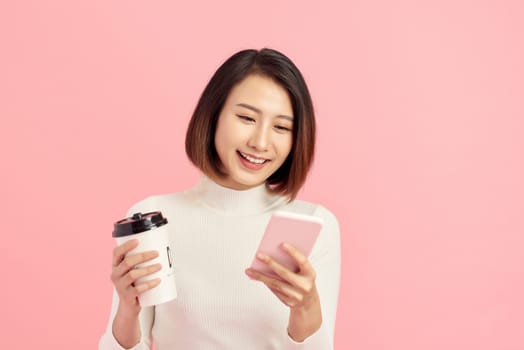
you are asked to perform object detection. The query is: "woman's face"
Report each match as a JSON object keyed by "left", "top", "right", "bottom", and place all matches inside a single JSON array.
[{"left": 213, "top": 74, "right": 294, "bottom": 190}]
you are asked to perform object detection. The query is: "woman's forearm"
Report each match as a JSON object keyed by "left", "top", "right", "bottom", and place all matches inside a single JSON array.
[
  {"left": 287, "top": 291, "right": 322, "bottom": 342},
  {"left": 112, "top": 304, "right": 142, "bottom": 349}
]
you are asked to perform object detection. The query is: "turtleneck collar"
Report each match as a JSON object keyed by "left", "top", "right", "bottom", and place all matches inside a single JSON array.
[{"left": 188, "top": 175, "right": 287, "bottom": 216}]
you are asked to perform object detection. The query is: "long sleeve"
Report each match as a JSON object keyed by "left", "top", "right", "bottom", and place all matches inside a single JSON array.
[{"left": 285, "top": 205, "right": 341, "bottom": 349}]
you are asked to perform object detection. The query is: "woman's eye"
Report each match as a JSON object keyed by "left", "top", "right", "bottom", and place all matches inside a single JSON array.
[
  {"left": 237, "top": 115, "right": 255, "bottom": 122},
  {"left": 275, "top": 125, "right": 292, "bottom": 132}
]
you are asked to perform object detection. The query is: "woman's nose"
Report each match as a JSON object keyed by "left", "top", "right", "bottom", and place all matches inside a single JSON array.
[{"left": 248, "top": 125, "right": 269, "bottom": 152}]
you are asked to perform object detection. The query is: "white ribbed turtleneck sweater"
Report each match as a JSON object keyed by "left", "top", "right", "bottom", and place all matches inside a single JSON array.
[{"left": 99, "top": 176, "right": 340, "bottom": 350}]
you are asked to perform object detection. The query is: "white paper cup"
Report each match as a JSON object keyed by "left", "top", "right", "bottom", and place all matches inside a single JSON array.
[{"left": 113, "top": 212, "right": 177, "bottom": 306}]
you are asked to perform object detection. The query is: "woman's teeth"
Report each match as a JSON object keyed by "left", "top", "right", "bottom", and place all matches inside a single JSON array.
[{"left": 239, "top": 152, "right": 266, "bottom": 164}]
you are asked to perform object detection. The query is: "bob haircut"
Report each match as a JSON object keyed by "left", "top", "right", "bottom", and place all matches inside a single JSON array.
[{"left": 185, "top": 48, "right": 315, "bottom": 200}]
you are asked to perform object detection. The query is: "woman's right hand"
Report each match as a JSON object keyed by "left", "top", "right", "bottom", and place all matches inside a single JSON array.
[{"left": 110, "top": 239, "right": 162, "bottom": 315}]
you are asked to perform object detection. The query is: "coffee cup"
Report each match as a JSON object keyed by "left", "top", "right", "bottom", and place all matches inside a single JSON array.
[{"left": 113, "top": 211, "right": 177, "bottom": 306}]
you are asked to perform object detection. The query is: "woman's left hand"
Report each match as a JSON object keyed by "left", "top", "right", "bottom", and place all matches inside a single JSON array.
[
  {"left": 245, "top": 242, "right": 322, "bottom": 341},
  {"left": 245, "top": 242, "right": 318, "bottom": 308}
]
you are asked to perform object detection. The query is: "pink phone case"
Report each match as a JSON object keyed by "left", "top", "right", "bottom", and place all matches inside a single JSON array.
[{"left": 250, "top": 211, "right": 323, "bottom": 279}]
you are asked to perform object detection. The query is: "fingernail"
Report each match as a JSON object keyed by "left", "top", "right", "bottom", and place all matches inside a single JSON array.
[{"left": 256, "top": 252, "right": 267, "bottom": 260}]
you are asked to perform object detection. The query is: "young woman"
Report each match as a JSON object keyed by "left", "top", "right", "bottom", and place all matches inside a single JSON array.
[{"left": 99, "top": 48, "right": 341, "bottom": 350}]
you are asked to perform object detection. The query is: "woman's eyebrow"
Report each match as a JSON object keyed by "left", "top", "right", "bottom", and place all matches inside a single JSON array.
[{"left": 235, "top": 103, "right": 293, "bottom": 121}]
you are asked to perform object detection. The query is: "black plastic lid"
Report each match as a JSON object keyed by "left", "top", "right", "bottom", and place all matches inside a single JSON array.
[{"left": 112, "top": 211, "right": 168, "bottom": 237}]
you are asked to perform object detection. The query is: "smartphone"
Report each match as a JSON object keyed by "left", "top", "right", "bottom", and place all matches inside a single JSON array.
[{"left": 250, "top": 211, "right": 323, "bottom": 279}]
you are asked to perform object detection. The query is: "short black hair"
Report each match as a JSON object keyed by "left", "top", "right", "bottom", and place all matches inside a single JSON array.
[{"left": 185, "top": 48, "right": 316, "bottom": 200}]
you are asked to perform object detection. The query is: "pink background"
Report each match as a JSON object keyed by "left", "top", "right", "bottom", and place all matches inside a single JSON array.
[{"left": 2, "top": 0, "right": 523, "bottom": 349}]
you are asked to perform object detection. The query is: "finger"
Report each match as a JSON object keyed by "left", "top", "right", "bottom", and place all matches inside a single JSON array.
[
  {"left": 282, "top": 243, "right": 316, "bottom": 277},
  {"left": 246, "top": 268, "right": 302, "bottom": 301},
  {"left": 245, "top": 267, "right": 283, "bottom": 282},
  {"left": 113, "top": 250, "right": 160, "bottom": 279},
  {"left": 255, "top": 252, "right": 301, "bottom": 285},
  {"left": 124, "top": 263, "right": 162, "bottom": 286},
  {"left": 269, "top": 287, "right": 302, "bottom": 308},
  {"left": 269, "top": 282, "right": 303, "bottom": 301},
  {"left": 133, "top": 278, "right": 162, "bottom": 295},
  {"left": 120, "top": 278, "right": 162, "bottom": 304},
  {"left": 112, "top": 239, "right": 139, "bottom": 267},
  {"left": 256, "top": 248, "right": 317, "bottom": 295},
  {"left": 115, "top": 263, "right": 162, "bottom": 293},
  {"left": 269, "top": 287, "right": 292, "bottom": 305}
]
